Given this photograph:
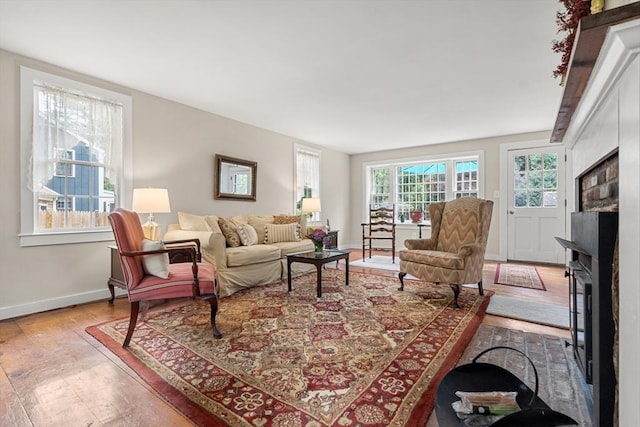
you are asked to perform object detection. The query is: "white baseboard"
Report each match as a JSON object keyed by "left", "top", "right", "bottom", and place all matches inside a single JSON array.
[{"left": 0, "top": 288, "right": 127, "bottom": 321}]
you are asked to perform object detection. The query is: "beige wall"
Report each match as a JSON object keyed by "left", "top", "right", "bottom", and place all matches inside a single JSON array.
[
  {"left": 347, "top": 131, "right": 553, "bottom": 259},
  {"left": 0, "top": 49, "right": 350, "bottom": 319}
]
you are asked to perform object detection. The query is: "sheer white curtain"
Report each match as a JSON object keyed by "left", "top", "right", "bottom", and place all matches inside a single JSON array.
[
  {"left": 31, "top": 81, "right": 123, "bottom": 200},
  {"left": 295, "top": 145, "right": 321, "bottom": 218}
]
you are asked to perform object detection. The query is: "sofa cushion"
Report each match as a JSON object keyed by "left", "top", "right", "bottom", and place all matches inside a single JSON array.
[
  {"left": 178, "top": 212, "right": 211, "bottom": 232},
  {"left": 248, "top": 215, "right": 274, "bottom": 244},
  {"left": 218, "top": 217, "right": 242, "bottom": 248},
  {"left": 225, "top": 244, "right": 281, "bottom": 267},
  {"left": 141, "top": 239, "right": 170, "bottom": 278},
  {"left": 237, "top": 223, "right": 259, "bottom": 246},
  {"left": 273, "top": 239, "right": 314, "bottom": 256},
  {"left": 265, "top": 223, "right": 300, "bottom": 244}
]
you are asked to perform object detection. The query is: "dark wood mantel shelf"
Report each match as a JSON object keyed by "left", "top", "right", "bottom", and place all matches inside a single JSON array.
[{"left": 551, "top": 2, "right": 640, "bottom": 143}]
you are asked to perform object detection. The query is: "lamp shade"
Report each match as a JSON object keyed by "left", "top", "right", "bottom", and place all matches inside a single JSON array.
[
  {"left": 301, "top": 197, "right": 321, "bottom": 213},
  {"left": 132, "top": 188, "right": 171, "bottom": 213}
]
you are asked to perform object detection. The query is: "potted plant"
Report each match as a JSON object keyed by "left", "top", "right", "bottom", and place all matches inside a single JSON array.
[{"left": 410, "top": 209, "right": 423, "bottom": 223}]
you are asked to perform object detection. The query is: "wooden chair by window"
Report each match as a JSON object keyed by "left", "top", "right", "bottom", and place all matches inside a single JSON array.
[{"left": 361, "top": 204, "right": 396, "bottom": 263}]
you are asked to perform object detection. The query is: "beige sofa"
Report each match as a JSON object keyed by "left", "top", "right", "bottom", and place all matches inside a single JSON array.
[{"left": 164, "top": 212, "right": 314, "bottom": 297}]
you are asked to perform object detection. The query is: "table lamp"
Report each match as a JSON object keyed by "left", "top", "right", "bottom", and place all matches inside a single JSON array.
[
  {"left": 301, "top": 197, "right": 321, "bottom": 223},
  {"left": 132, "top": 188, "right": 171, "bottom": 240}
]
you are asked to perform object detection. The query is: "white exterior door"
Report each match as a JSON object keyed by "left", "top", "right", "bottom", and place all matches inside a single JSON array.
[{"left": 507, "top": 146, "right": 566, "bottom": 263}]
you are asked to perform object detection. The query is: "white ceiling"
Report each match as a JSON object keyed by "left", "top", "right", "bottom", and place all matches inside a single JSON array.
[{"left": 0, "top": 0, "right": 566, "bottom": 154}]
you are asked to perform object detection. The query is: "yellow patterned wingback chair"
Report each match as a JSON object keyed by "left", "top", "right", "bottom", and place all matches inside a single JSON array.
[{"left": 398, "top": 197, "right": 493, "bottom": 307}]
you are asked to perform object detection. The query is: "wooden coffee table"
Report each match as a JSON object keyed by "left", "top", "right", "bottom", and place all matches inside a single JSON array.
[{"left": 286, "top": 249, "right": 350, "bottom": 297}]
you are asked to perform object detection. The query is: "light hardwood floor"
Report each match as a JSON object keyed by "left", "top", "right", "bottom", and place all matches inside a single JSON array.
[{"left": 0, "top": 250, "right": 570, "bottom": 426}]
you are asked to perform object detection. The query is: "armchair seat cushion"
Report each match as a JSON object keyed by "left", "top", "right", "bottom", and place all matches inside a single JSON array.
[
  {"left": 128, "top": 262, "right": 216, "bottom": 301},
  {"left": 399, "top": 249, "right": 465, "bottom": 270}
]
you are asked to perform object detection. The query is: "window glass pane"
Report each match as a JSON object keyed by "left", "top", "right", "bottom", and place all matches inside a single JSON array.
[
  {"left": 543, "top": 191, "right": 558, "bottom": 207},
  {"left": 528, "top": 171, "right": 543, "bottom": 189},
  {"left": 543, "top": 171, "right": 557, "bottom": 189},
  {"left": 514, "top": 191, "right": 527, "bottom": 207},
  {"left": 544, "top": 153, "right": 557, "bottom": 170},
  {"left": 514, "top": 172, "right": 526, "bottom": 189},
  {"left": 528, "top": 154, "right": 542, "bottom": 171},
  {"left": 514, "top": 155, "right": 526, "bottom": 172},
  {"left": 396, "top": 162, "right": 447, "bottom": 222},
  {"left": 529, "top": 191, "right": 542, "bottom": 207},
  {"left": 295, "top": 146, "right": 321, "bottom": 219},
  {"left": 454, "top": 160, "right": 478, "bottom": 199}
]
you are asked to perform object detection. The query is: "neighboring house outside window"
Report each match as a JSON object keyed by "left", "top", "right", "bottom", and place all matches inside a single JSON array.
[
  {"left": 20, "top": 67, "right": 132, "bottom": 246},
  {"left": 365, "top": 152, "right": 483, "bottom": 223},
  {"left": 294, "top": 144, "right": 321, "bottom": 221}
]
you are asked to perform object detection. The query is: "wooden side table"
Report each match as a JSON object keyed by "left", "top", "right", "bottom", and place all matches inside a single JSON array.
[{"left": 326, "top": 230, "right": 339, "bottom": 249}]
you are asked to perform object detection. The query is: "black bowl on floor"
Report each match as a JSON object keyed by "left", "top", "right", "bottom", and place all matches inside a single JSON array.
[{"left": 435, "top": 347, "right": 578, "bottom": 427}]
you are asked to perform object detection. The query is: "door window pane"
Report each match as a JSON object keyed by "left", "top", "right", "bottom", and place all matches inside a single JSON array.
[
  {"left": 514, "top": 151, "right": 559, "bottom": 209},
  {"left": 528, "top": 154, "right": 542, "bottom": 171}
]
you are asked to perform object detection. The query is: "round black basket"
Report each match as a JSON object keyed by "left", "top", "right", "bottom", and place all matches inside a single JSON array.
[{"left": 435, "top": 346, "right": 578, "bottom": 427}]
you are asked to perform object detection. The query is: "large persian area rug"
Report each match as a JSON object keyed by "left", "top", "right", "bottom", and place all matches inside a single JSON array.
[
  {"left": 86, "top": 270, "right": 490, "bottom": 426},
  {"left": 493, "top": 263, "right": 546, "bottom": 290}
]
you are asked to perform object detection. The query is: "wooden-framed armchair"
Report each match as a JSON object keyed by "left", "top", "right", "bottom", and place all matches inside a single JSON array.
[
  {"left": 361, "top": 204, "right": 396, "bottom": 263},
  {"left": 398, "top": 198, "right": 493, "bottom": 307},
  {"left": 109, "top": 208, "right": 221, "bottom": 347}
]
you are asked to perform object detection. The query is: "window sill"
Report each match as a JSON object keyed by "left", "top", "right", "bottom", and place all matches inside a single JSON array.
[{"left": 19, "top": 230, "right": 114, "bottom": 247}]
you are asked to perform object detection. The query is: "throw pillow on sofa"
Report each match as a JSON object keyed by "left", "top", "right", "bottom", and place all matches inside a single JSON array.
[
  {"left": 141, "top": 239, "right": 170, "bottom": 279},
  {"left": 248, "top": 215, "right": 274, "bottom": 245},
  {"left": 237, "top": 223, "right": 259, "bottom": 246},
  {"left": 178, "top": 211, "right": 212, "bottom": 232},
  {"left": 218, "top": 217, "right": 242, "bottom": 248},
  {"left": 264, "top": 223, "right": 300, "bottom": 244},
  {"left": 273, "top": 214, "right": 299, "bottom": 224}
]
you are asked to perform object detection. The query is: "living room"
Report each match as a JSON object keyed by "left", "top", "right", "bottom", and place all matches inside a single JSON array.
[{"left": 1, "top": 1, "right": 639, "bottom": 426}]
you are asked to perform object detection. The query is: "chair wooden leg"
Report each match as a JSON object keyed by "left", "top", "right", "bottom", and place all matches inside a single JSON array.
[
  {"left": 206, "top": 297, "right": 222, "bottom": 339},
  {"left": 478, "top": 280, "right": 484, "bottom": 296},
  {"left": 449, "top": 284, "right": 461, "bottom": 308},
  {"left": 108, "top": 284, "right": 115, "bottom": 304},
  {"left": 123, "top": 301, "right": 140, "bottom": 347},
  {"left": 398, "top": 272, "right": 406, "bottom": 291}
]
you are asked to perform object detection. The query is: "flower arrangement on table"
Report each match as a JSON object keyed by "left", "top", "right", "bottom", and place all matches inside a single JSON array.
[{"left": 307, "top": 228, "right": 331, "bottom": 252}]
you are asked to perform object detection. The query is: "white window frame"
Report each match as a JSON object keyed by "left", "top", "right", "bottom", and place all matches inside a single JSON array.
[
  {"left": 293, "top": 143, "right": 321, "bottom": 221},
  {"left": 362, "top": 150, "right": 485, "bottom": 224},
  {"left": 54, "top": 148, "right": 75, "bottom": 177},
  {"left": 19, "top": 67, "right": 132, "bottom": 247}
]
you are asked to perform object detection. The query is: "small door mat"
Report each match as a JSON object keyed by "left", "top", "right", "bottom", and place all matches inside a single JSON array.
[
  {"left": 486, "top": 295, "right": 569, "bottom": 329},
  {"left": 494, "top": 263, "right": 546, "bottom": 290}
]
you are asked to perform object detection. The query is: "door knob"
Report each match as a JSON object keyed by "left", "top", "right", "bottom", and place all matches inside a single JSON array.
[{"left": 508, "top": 210, "right": 515, "bottom": 214}]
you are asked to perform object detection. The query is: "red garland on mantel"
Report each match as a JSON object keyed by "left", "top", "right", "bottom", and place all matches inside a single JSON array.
[{"left": 552, "top": 0, "right": 592, "bottom": 80}]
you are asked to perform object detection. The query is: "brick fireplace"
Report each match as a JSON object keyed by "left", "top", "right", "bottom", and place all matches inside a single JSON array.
[{"left": 579, "top": 152, "right": 619, "bottom": 212}]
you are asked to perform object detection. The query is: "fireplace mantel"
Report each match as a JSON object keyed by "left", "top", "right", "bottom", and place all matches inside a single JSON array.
[{"left": 551, "top": 2, "right": 640, "bottom": 143}]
